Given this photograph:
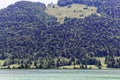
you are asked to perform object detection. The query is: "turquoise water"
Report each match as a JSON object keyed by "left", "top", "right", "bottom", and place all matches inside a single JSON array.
[{"left": 0, "top": 69, "right": 120, "bottom": 80}]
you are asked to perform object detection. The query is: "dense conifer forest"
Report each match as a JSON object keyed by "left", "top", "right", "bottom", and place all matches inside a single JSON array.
[{"left": 0, "top": 0, "right": 120, "bottom": 69}]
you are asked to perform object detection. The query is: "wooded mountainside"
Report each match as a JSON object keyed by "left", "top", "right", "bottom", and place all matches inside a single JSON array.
[{"left": 0, "top": 0, "right": 120, "bottom": 69}]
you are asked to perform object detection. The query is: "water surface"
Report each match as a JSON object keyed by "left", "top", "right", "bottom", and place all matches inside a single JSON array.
[{"left": 0, "top": 69, "right": 120, "bottom": 80}]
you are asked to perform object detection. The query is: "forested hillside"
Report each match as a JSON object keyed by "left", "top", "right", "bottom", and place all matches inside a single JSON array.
[{"left": 0, "top": 0, "right": 120, "bottom": 69}]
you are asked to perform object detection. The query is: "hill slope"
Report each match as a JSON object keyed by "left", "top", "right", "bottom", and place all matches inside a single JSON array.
[{"left": 0, "top": 1, "right": 120, "bottom": 69}]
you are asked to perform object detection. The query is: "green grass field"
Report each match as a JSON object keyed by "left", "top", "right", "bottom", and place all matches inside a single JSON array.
[{"left": 45, "top": 4, "right": 101, "bottom": 23}]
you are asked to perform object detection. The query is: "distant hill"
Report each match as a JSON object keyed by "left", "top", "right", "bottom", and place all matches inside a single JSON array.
[{"left": 0, "top": 1, "right": 120, "bottom": 69}]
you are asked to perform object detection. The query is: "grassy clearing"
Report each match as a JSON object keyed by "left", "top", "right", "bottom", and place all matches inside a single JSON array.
[
  {"left": 60, "top": 65, "right": 80, "bottom": 69},
  {"left": 0, "top": 60, "right": 20, "bottom": 68},
  {"left": 10, "top": 64, "right": 20, "bottom": 68},
  {"left": 45, "top": 4, "right": 101, "bottom": 23},
  {"left": 0, "top": 60, "right": 5, "bottom": 68},
  {"left": 60, "top": 57, "right": 107, "bottom": 69},
  {"left": 97, "top": 57, "right": 107, "bottom": 69},
  {"left": 60, "top": 65, "right": 98, "bottom": 69}
]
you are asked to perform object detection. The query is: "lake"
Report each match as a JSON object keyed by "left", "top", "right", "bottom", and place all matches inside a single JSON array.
[{"left": 0, "top": 69, "right": 120, "bottom": 80}]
